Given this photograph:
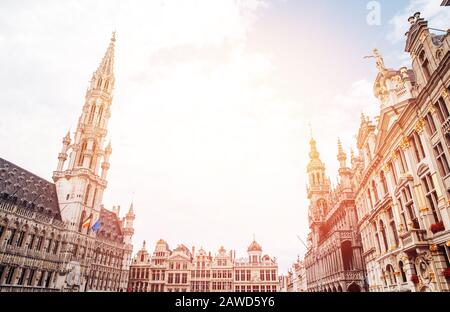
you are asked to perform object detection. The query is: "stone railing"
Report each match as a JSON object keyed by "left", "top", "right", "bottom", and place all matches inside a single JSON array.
[
  {"left": 400, "top": 229, "right": 427, "bottom": 251},
  {"left": 442, "top": 116, "right": 450, "bottom": 135}
]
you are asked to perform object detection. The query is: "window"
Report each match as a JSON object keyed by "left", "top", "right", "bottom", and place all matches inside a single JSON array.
[
  {"left": 421, "top": 173, "right": 441, "bottom": 223},
  {"left": 0, "top": 225, "right": 4, "bottom": 240},
  {"left": 399, "top": 261, "right": 407, "bottom": 283},
  {"left": 271, "top": 270, "right": 276, "bottom": 281},
  {"left": 372, "top": 180, "right": 379, "bottom": 203},
  {"left": 419, "top": 50, "right": 431, "bottom": 81},
  {"left": 367, "top": 189, "right": 373, "bottom": 210},
  {"left": 380, "top": 171, "right": 388, "bottom": 195},
  {"left": 400, "top": 185, "right": 419, "bottom": 230},
  {"left": 379, "top": 220, "right": 388, "bottom": 252},
  {"left": 27, "top": 269, "right": 35, "bottom": 286},
  {"left": 388, "top": 208, "right": 399, "bottom": 247},
  {"left": 434, "top": 97, "right": 450, "bottom": 123},
  {"left": 425, "top": 112, "right": 437, "bottom": 135},
  {"left": 246, "top": 270, "right": 251, "bottom": 281},
  {"left": 175, "top": 273, "right": 180, "bottom": 284},
  {"left": 0, "top": 265, "right": 5, "bottom": 282},
  {"left": 5, "top": 267, "right": 15, "bottom": 285},
  {"left": 390, "top": 162, "right": 398, "bottom": 185},
  {"left": 411, "top": 132, "right": 426, "bottom": 163},
  {"left": 28, "top": 234, "right": 35, "bottom": 250},
  {"left": 433, "top": 142, "right": 450, "bottom": 177},
  {"left": 16, "top": 230, "right": 25, "bottom": 247},
  {"left": 398, "top": 150, "right": 408, "bottom": 173},
  {"left": 97, "top": 78, "right": 103, "bottom": 89},
  {"left": 46, "top": 238, "right": 52, "bottom": 253},
  {"left": 78, "top": 141, "right": 87, "bottom": 166},
  {"left": 84, "top": 185, "right": 91, "bottom": 205},
  {"left": 45, "top": 271, "right": 53, "bottom": 288},
  {"left": 7, "top": 228, "right": 16, "bottom": 245},
  {"left": 260, "top": 270, "right": 265, "bottom": 281},
  {"left": 53, "top": 241, "right": 59, "bottom": 255},
  {"left": 17, "top": 268, "right": 26, "bottom": 285},
  {"left": 386, "top": 265, "right": 397, "bottom": 286}
]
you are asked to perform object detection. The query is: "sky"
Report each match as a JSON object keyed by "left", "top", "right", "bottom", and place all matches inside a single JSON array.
[{"left": 0, "top": 0, "right": 449, "bottom": 273}]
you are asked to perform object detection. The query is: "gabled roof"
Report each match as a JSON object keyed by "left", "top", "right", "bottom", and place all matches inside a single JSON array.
[
  {"left": 97, "top": 206, "right": 124, "bottom": 242},
  {"left": 0, "top": 157, "right": 61, "bottom": 220}
]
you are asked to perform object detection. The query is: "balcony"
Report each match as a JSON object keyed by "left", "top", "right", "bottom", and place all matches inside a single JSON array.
[
  {"left": 400, "top": 229, "right": 427, "bottom": 252},
  {"left": 442, "top": 116, "right": 450, "bottom": 135}
]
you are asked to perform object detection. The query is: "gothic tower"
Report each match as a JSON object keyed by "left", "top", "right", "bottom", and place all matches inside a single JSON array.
[
  {"left": 53, "top": 33, "right": 116, "bottom": 233},
  {"left": 306, "top": 136, "right": 330, "bottom": 246}
]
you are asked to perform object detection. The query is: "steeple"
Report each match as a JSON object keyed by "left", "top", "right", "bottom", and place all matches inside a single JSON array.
[
  {"left": 123, "top": 201, "right": 135, "bottom": 246},
  {"left": 89, "top": 32, "right": 116, "bottom": 93},
  {"left": 337, "top": 138, "right": 347, "bottom": 169},
  {"left": 52, "top": 33, "right": 117, "bottom": 231}
]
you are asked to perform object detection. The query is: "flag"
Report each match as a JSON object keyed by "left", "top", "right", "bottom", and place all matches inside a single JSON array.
[
  {"left": 81, "top": 216, "right": 91, "bottom": 229},
  {"left": 91, "top": 218, "right": 101, "bottom": 232}
]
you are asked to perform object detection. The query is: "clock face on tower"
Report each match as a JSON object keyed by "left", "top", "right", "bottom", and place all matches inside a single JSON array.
[{"left": 96, "top": 98, "right": 102, "bottom": 105}]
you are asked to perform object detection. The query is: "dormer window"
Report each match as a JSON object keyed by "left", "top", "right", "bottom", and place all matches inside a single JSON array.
[{"left": 419, "top": 50, "right": 431, "bottom": 81}]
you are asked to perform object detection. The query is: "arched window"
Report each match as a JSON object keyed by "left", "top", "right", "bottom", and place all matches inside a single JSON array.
[
  {"left": 419, "top": 50, "right": 431, "bottom": 81},
  {"left": 399, "top": 261, "right": 407, "bottom": 283},
  {"left": 386, "top": 264, "right": 397, "bottom": 285}
]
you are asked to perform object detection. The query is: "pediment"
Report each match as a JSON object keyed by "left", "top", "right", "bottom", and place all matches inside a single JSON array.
[
  {"left": 374, "top": 100, "right": 410, "bottom": 153},
  {"left": 168, "top": 254, "right": 190, "bottom": 261}
]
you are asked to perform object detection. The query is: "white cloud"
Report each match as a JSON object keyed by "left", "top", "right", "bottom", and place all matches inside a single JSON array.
[{"left": 387, "top": 0, "right": 450, "bottom": 43}]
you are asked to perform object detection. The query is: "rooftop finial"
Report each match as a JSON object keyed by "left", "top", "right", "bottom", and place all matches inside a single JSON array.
[
  {"left": 364, "top": 48, "right": 386, "bottom": 73},
  {"left": 111, "top": 31, "right": 116, "bottom": 43}
]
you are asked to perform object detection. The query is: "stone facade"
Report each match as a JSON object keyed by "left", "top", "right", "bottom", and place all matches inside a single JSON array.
[
  {"left": 0, "top": 33, "right": 134, "bottom": 292},
  {"left": 303, "top": 136, "right": 366, "bottom": 292},
  {"left": 128, "top": 239, "right": 279, "bottom": 292},
  {"left": 355, "top": 13, "right": 450, "bottom": 292}
]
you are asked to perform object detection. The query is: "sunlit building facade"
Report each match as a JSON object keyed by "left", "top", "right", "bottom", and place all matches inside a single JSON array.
[
  {"left": 128, "top": 239, "right": 279, "bottom": 292},
  {"left": 287, "top": 258, "right": 307, "bottom": 292},
  {"left": 355, "top": 12, "right": 450, "bottom": 292},
  {"left": 0, "top": 34, "right": 134, "bottom": 292},
  {"left": 303, "top": 136, "right": 366, "bottom": 292}
]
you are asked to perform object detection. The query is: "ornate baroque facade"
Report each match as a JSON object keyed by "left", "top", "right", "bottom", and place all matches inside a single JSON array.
[
  {"left": 355, "top": 13, "right": 450, "bottom": 292},
  {"left": 303, "top": 137, "right": 366, "bottom": 292},
  {"left": 0, "top": 34, "right": 135, "bottom": 292},
  {"left": 128, "top": 239, "right": 279, "bottom": 292}
]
